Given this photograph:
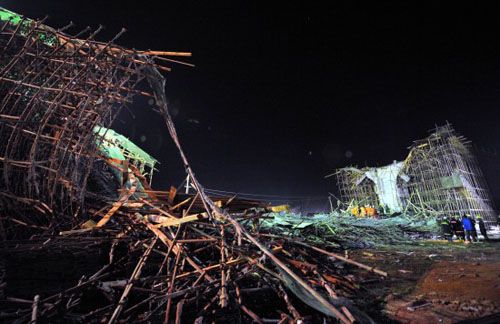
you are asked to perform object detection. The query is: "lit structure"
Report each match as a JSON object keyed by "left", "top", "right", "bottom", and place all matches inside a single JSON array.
[{"left": 335, "top": 124, "right": 497, "bottom": 226}]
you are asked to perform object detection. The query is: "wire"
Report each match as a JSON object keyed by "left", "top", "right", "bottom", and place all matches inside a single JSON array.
[{"left": 204, "top": 188, "right": 328, "bottom": 201}]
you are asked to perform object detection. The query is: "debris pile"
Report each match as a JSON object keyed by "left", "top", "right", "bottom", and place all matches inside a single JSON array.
[
  {"left": 0, "top": 8, "right": 387, "bottom": 323},
  {"left": 261, "top": 213, "right": 439, "bottom": 248},
  {"left": 1, "top": 217, "right": 388, "bottom": 323}
]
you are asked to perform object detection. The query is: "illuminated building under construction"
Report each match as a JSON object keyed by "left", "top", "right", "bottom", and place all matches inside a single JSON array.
[{"left": 335, "top": 124, "right": 497, "bottom": 227}]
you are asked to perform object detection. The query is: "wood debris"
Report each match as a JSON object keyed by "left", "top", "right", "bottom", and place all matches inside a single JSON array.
[{"left": 0, "top": 7, "right": 386, "bottom": 323}]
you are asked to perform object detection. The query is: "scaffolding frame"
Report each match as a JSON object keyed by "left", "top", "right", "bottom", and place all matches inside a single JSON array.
[
  {"left": 402, "top": 123, "right": 496, "bottom": 226},
  {"left": 335, "top": 124, "right": 497, "bottom": 226},
  {"left": 336, "top": 167, "right": 379, "bottom": 209},
  {"left": 0, "top": 9, "right": 186, "bottom": 231}
]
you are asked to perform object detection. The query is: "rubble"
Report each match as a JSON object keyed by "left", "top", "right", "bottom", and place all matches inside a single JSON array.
[
  {"left": 0, "top": 8, "right": 386, "bottom": 323},
  {"left": 261, "top": 212, "right": 439, "bottom": 248}
]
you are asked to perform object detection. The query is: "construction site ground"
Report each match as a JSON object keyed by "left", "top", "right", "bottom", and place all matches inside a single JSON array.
[{"left": 348, "top": 239, "right": 500, "bottom": 323}]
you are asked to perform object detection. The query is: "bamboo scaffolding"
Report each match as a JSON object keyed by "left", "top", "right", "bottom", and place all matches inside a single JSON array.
[
  {"left": 0, "top": 8, "right": 381, "bottom": 323},
  {"left": 402, "top": 123, "right": 496, "bottom": 225},
  {"left": 334, "top": 123, "right": 496, "bottom": 226}
]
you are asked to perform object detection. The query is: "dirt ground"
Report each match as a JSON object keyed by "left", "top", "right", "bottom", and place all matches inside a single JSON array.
[{"left": 348, "top": 240, "right": 500, "bottom": 323}]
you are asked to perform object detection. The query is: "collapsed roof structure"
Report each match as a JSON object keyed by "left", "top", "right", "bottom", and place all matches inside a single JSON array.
[
  {"left": 0, "top": 7, "right": 384, "bottom": 323},
  {"left": 334, "top": 124, "right": 497, "bottom": 227}
]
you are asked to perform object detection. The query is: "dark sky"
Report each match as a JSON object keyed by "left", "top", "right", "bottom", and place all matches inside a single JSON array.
[{"left": 4, "top": 1, "right": 500, "bottom": 206}]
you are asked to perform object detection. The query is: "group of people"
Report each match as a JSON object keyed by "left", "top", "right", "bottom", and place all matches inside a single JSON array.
[
  {"left": 440, "top": 214, "right": 489, "bottom": 243},
  {"left": 351, "top": 205, "right": 379, "bottom": 218}
]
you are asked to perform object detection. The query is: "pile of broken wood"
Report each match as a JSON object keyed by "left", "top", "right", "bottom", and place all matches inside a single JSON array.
[
  {"left": 0, "top": 8, "right": 387, "bottom": 323},
  {"left": 1, "top": 183, "right": 387, "bottom": 323}
]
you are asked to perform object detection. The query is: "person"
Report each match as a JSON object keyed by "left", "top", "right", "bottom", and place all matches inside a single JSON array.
[
  {"left": 451, "top": 216, "right": 465, "bottom": 241},
  {"left": 376, "top": 206, "right": 383, "bottom": 217},
  {"left": 365, "top": 205, "right": 375, "bottom": 217},
  {"left": 440, "top": 216, "right": 453, "bottom": 242},
  {"left": 469, "top": 215, "right": 478, "bottom": 242},
  {"left": 477, "top": 215, "right": 489, "bottom": 241},
  {"left": 450, "top": 217, "right": 458, "bottom": 239},
  {"left": 360, "top": 206, "right": 366, "bottom": 217},
  {"left": 462, "top": 214, "right": 473, "bottom": 243}
]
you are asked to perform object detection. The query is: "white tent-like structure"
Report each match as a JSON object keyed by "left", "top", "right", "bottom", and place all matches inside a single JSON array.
[{"left": 336, "top": 161, "right": 409, "bottom": 214}]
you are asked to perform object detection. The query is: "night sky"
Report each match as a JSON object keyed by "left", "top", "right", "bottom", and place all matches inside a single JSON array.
[{"left": 4, "top": 2, "right": 500, "bottom": 208}]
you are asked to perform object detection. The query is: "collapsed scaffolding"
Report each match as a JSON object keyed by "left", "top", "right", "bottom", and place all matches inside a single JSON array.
[
  {"left": 0, "top": 7, "right": 179, "bottom": 235},
  {"left": 334, "top": 124, "right": 497, "bottom": 226},
  {"left": 0, "top": 8, "right": 384, "bottom": 323}
]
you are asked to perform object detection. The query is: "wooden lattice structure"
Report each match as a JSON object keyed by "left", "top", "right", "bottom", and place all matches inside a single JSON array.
[
  {"left": 0, "top": 8, "right": 185, "bottom": 234},
  {"left": 402, "top": 124, "right": 496, "bottom": 226}
]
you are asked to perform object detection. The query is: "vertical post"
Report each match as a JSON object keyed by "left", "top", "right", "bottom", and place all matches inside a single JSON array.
[
  {"left": 184, "top": 174, "right": 190, "bottom": 194},
  {"left": 31, "top": 295, "right": 39, "bottom": 324}
]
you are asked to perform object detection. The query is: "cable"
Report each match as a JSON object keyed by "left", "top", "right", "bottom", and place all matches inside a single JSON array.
[{"left": 204, "top": 188, "right": 328, "bottom": 202}]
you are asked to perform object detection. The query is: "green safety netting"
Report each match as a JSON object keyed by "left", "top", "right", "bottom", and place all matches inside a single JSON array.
[
  {"left": 94, "top": 126, "right": 158, "bottom": 172},
  {"left": 0, "top": 7, "right": 59, "bottom": 47},
  {"left": 440, "top": 173, "right": 464, "bottom": 189},
  {"left": 261, "top": 212, "right": 439, "bottom": 248},
  {"left": 0, "top": 7, "right": 22, "bottom": 25}
]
